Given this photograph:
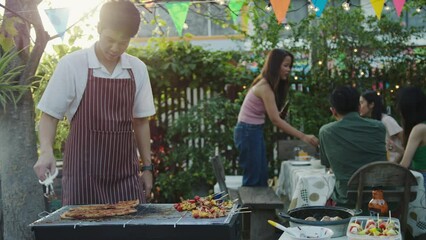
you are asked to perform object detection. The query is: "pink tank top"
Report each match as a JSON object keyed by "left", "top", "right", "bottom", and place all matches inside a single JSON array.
[{"left": 238, "top": 89, "right": 266, "bottom": 124}]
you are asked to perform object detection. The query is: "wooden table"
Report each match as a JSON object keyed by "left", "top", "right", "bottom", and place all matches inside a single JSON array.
[{"left": 238, "top": 186, "right": 283, "bottom": 240}]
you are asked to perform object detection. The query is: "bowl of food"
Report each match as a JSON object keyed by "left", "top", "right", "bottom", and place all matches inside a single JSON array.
[
  {"left": 278, "top": 226, "right": 334, "bottom": 240},
  {"left": 279, "top": 206, "right": 359, "bottom": 237}
]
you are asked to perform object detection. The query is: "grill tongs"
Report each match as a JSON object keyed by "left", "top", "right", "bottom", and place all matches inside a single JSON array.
[{"left": 39, "top": 168, "right": 58, "bottom": 199}]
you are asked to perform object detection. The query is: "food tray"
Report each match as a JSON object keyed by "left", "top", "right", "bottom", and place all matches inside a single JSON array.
[{"left": 346, "top": 216, "right": 402, "bottom": 240}]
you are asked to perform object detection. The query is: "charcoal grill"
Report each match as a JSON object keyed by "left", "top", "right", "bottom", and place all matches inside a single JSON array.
[{"left": 30, "top": 204, "right": 241, "bottom": 240}]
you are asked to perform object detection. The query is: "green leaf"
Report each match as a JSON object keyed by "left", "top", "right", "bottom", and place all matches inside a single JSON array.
[
  {"left": 0, "top": 49, "right": 27, "bottom": 111},
  {"left": 0, "top": 34, "right": 15, "bottom": 52},
  {"left": 3, "top": 17, "right": 19, "bottom": 37}
]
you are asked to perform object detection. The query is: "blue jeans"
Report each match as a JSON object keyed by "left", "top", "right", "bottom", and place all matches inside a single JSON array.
[{"left": 234, "top": 122, "right": 268, "bottom": 186}]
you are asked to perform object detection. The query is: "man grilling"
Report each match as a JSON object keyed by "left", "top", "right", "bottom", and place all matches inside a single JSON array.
[{"left": 33, "top": 0, "right": 155, "bottom": 205}]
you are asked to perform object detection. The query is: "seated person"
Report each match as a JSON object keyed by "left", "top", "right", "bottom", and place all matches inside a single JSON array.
[
  {"left": 397, "top": 87, "right": 426, "bottom": 188},
  {"left": 359, "top": 90, "right": 404, "bottom": 163},
  {"left": 319, "top": 86, "right": 387, "bottom": 208}
]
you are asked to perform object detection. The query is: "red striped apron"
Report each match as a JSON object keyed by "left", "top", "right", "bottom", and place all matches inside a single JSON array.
[{"left": 62, "top": 68, "right": 145, "bottom": 205}]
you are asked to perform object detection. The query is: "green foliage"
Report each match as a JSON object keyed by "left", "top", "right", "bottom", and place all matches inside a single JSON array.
[
  {"left": 128, "top": 38, "right": 252, "bottom": 90},
  {"left": 0, "top": 49, "right": 27, "bottom": 111},
  {"left": 155, "top": 96, "right": 241, "bottom": 202},
  {"left": 0, "top": 17, "right": 22, "bottom": 51},
  {"left": 0, "top": 16, "right": 28, "bottom": 110},
  {"left": 405, "top": 0, "right": 426, "bottom": 11},
  {"left": 243, "top": 1, "right": 283, "bottom": 58},
  {"left": 283, "top": 5, "right": 425, "bottom": 134}
]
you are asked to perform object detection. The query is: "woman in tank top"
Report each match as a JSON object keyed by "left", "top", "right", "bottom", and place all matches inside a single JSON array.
[{"left": 233, "top": 49, "right": 319, "bottom": 187}]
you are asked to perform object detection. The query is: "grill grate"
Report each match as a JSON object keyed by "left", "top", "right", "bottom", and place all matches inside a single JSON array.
[
  {"left": 30, "top": 204, "right": 242, "bottom": 240},
  {"left": 30, "top": 203, "right": 238, "bottom": 226}
]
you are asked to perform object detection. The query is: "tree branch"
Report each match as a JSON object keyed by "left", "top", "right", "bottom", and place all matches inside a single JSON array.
[
  {"left": 19, "top": 0, "right": 49, "bottom": 86},
  {"left": 0, "top": 3, "right": 32, "bottom": 24}
]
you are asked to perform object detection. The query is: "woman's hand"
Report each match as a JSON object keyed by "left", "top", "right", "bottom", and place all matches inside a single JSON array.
[{"left": 302, "top": 134, "right": 320, "bottom": 147}]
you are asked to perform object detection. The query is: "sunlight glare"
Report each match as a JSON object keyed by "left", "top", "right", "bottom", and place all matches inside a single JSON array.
[{"left": 38, "top": 0, "right": 105, "bottom": 52}]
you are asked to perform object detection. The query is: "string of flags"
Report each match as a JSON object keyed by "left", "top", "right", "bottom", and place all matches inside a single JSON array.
[
  {"left": 43, "top": 0, "right": 410, "bottom": 39},
  {"left": 143, "top": 0, "right": 410, "bottom": 32}
]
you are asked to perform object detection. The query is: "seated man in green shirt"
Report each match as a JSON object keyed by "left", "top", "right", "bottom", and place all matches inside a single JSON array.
[{"left": 319, "top": 86, "right": 387, "bottom": 208}]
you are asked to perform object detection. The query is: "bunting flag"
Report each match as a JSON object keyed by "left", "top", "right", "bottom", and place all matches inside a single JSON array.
[
  {"left": 45, "top": 8, "right": 70, "bottom": 40},
  {"left": 312, "top": 0, "right": 328, "bottom": 17},
  {"left": 270, "top": 0, "right": 291, "bottom": 23},
  {"left": 393, "top": 0, "right": 406, "bottom": 17},
  {"left": 229, "top": 0, "right": 245, "bottom": 24},
  {"left": 385, "top": 82, "right": 390, "bottom": 89},
  {"left": 165, "top": 2, "right": 190, "bottom": 36},
  {"left": 370, "top": 0, "right": 385, "bottom": 19}
]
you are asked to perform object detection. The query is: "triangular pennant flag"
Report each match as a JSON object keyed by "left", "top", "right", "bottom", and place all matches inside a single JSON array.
[
  {"left": 270, "top": 0, "right": 291, "bottom": 23},
  {"left": 45, "top": 8, "right": 69, "bottom": 40},
  {"left": 229, "top": 0, "right": 245, "bottom": 24},
  {"left": 312, "top": 0, "right": 328, "bottom": 17},
  {"left": 165, "top": 2, "right": 190, "bottom": 36},
  {"left": 370, "top": 0, "right": 385, "bottom": 19},
  {"left": 393, "top": 0, "right": 406, "bottom": 17}
]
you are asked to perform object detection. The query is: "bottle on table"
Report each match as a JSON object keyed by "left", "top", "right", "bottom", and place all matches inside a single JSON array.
[{"left": 368, "top": 189, "right": 388, "bottom": 216}]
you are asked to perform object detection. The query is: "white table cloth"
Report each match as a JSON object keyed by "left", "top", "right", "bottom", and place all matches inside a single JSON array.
[
  {"left": 276, "top": 160, "right": 335, "bottom": 210},
  {"left": 407, "top": 171, "right": 426, "bottom": 238}
]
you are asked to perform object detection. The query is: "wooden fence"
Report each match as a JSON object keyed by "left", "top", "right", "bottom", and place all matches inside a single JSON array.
[{"left": 154, "top": 86, "right": 214, "bottom": 127}]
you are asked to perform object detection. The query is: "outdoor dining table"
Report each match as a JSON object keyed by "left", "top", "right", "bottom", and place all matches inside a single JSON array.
[
  {"left": 276, "top": 160, "right": 426, "bottom": 239},
  {"left": 276, "top": 160, "right": 336, "bottom": 210}
]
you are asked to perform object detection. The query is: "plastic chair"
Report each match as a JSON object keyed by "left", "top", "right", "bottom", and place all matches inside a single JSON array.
[{"left": 347, "top": 161, "right": 417, "bottom": 234}]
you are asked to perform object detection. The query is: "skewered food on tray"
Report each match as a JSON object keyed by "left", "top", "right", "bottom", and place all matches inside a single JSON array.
[{"left": 174, "top": 194, "right": 235, "bottom": 219}]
